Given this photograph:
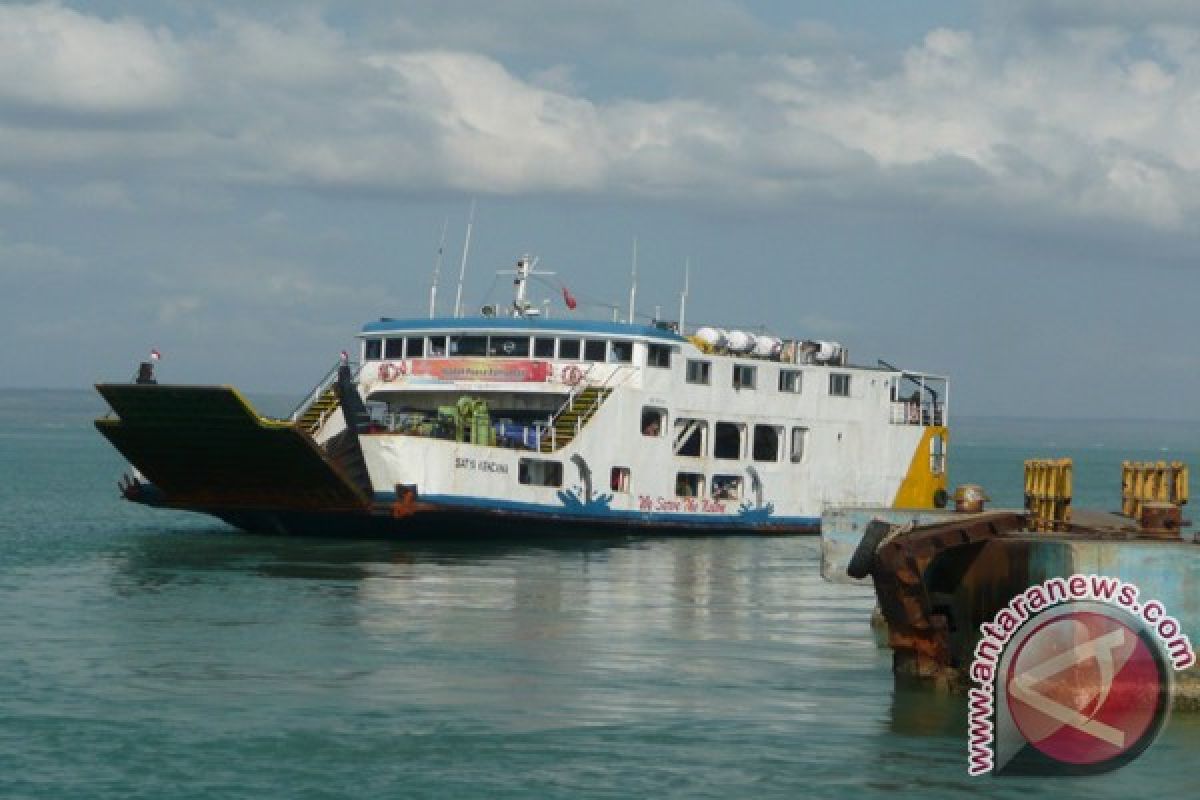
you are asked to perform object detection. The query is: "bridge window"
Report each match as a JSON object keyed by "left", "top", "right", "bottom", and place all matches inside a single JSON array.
[
  {"left": 713, "top": 422, "right": 744, "bottom": 460},
  {"left": 405, "top": 336, "right": 425, "bottom": 358},
  {"left": 711, "top": 475, "right": 741, "bottom": 500},
  {"left": 450, "top": 335, "right": 488, "bottom": 356},
  {"left": 558, "top": 338, "right": 581, "bottom": 360},
  {"left": 790, "top": 427, "right": 809, "bottom": 463},
  {"left": 829, "top": 373, "right": 851, "bottom": 397},
  {"left": 610, "top": 340, "right": 633, "bottom": 363},
  {"left": 752, "top": 424, "right": 782, "bottom": 462},
  {"left": 675, "top": 472, "right": 703, "bottom": 498},
  {"left": 489, "top": 335, "right": 530, "bottom": 357},
  {"left": 364, "top": 338, "right": 382, "bottom": 360},
  {"left": 647, "top": 344, "right": 671, "bottom": 368},
  {"left": 534, "top": 337, "right": 556, "bottom": 358},
  {"left": 686, "top": 359, "right": 711, "bottom": 385},
  {"left": 779, "top": 369, "right": 802, "bottom": 393},
  {"left": 584, "top": 339, "right": 607, "bottom": 361},
  {"left": 518, "top": 458, "right": 563, "bottom": 487},
  {"left": 429, "top": 336, "right": 447, "bottom": 356},
  {"left": 733, "top": 364, "right": 756, "bottom": 390},
  {"left": 674, "top": 418, "right": 707, "bottom": 457},
  {"left": 384, "top": 337, "right": 405, "bottom": 359}
]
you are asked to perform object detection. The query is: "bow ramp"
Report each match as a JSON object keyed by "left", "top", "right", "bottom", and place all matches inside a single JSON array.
[{"left": 94, "top": 384, "right": 371, "bottom": 512}]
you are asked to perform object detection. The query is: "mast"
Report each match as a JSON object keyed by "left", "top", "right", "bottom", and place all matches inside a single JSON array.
[
  {"left": 679, "top": 257, "right": 690, "bottom": 333},
  {"left": 628, "top": 238, "right": 638, "bottom": 324},
  {"left": 498, "top": 254, "right": 554, "bottom": 317},
  {"left": 428, "top": 217, "right": 448, "bottom": 319},
  {"left": 453, "top": 199, "right": 475, "bottom": 318}
]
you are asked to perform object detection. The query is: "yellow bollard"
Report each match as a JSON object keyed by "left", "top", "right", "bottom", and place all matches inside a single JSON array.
[
  {"left": 1024, "top": 458, "right": 1072, "bottom": 532},
  {"left": 1121, "top": 461, "right": 1189, "bottom": 520}
]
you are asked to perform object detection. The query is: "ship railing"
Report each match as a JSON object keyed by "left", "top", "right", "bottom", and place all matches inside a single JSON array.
[
  {"left": 889, "top": 401, "right": 945, "bottom": 426},
  {"left": 288, "top": 360, "right": 360, "bottom": 423},
  {"left": 887, "top": 371, "right": 948, "bottom": 427}
]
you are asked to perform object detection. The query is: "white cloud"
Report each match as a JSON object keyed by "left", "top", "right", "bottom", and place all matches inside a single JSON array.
[
  {"left": 4, "top": 4, "right": 1200, "bottom": 230},
  {"left": 200, "top": 11, "right": 353, "bottom": 88},
  {"left": 0, "top": 2, "right": 181, "bottom": 114},
  {"left": 368, "top": 51, "right": 609, "bottom": 192}
]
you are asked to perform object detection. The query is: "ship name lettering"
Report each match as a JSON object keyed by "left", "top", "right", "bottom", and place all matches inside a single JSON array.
[{"left": 455, "top": 457, "right": 508, "bottom": 475}]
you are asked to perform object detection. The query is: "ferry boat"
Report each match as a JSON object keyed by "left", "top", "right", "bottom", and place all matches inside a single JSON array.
[{"left": 95, "top": 255, "right": 950, "bottom": 536}]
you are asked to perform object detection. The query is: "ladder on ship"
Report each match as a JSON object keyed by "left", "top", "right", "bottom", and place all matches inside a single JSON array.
[
  {"left": 296, "top": 386, "right": 340, "bottom": 436},
  {"left": 541, "top": 386, "right": 611, "bottom": 452}
]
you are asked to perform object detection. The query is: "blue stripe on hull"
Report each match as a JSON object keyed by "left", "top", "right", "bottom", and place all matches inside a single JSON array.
[
  {"left": 121, "top": 482, "right": 819, "bottom": 536},
  {"left": 376, "top": 491, "right": 819, "bottom": 532}
]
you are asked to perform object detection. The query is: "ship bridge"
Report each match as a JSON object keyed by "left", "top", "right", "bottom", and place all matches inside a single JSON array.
[{"left": 349, "top": 317, "right": 686, "bottom": 450}]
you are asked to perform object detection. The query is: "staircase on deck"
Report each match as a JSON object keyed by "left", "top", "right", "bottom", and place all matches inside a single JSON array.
[
  {"left": 542, "top": 386, "right": 611, "bottom": 452},
  {"left": 296, "top": 387, "right": 340, "bottom": 436}
]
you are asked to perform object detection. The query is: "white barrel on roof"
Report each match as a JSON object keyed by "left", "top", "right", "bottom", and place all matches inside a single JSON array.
[
  {"left": 694, "top": 326, "right": 726, "bottom": 349},
  {"left": 726, "top": 330, "right": 756, "bottom": 353},
  {"left": 753, "top": 335, "right": 782, "bottom": 358},
  {"left": 815, "top": 340, "right": 843, "bottom": 363}
]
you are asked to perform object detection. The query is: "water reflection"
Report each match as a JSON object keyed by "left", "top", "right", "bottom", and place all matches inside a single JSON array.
[
  {"left": 106, "top": 528, "right": 862, "bottom": 654},
  {"left": 108, "top": 527, "right": 637, "bottom": 591},
  {"left": 101, "top": 529, "right": 898, "bottom": 733}
]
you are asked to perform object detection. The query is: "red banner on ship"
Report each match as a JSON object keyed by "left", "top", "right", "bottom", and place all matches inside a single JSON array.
[{"left": 408, "top": 359, "right": 552, "bottom": 383}]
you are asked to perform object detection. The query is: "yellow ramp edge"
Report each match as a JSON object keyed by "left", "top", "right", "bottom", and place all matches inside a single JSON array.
[{"left": 95, "top": 384, "right": 370, "bottom": 512}]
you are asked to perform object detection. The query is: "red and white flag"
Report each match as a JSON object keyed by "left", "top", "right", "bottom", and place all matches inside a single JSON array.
[{"left": 150, "top": 348, "right": 161, "bottom": 361}]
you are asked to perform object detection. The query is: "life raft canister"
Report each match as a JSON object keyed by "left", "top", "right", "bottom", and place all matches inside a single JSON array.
[{"left": 378, "top": 362, "right": 405, "bottom": 382}]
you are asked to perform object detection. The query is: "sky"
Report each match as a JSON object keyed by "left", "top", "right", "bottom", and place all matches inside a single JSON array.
[{"left": 2, "top": 1, "right": 1200, "bottom": 419}]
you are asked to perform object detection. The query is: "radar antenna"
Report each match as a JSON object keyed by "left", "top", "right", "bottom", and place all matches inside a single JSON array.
[{"left": 497, "top": 255, "right": 556, "bottom": 318}]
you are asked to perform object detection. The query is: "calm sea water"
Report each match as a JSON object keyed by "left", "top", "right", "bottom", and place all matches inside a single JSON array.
[{"left": 3, "top": 389, "right": 1200, "bottom": 798}]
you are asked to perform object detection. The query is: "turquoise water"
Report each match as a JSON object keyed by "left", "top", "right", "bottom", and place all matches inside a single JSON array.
[{"left": 3, "top": 389, "right": 1200, "bottom": 798}]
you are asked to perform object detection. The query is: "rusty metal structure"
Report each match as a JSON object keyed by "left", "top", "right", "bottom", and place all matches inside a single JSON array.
[
  {"left": 839, "top": 459, "right": 1199, "bottom": 702},
  {"left": 850, "top": 512, "right": 1026, "bottom": 688}
]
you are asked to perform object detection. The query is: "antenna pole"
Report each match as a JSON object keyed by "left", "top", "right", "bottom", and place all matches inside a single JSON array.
[
  {"left": 497, "top": 255, "right": 554, "bottom": 318},
  {"left": 453, "top": 199, "right": 475, "bottom": 318},
  {"left": 679, "top": 257, "right": 690, "bottom": 333},
  {"left": 429, "top": 217, "right": 448, "bottom": 319},
  {"left": 628, "top": 238, "right": 638, "bottom": 324}
]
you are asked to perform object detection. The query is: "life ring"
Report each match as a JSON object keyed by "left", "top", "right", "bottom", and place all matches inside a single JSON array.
[
  {"left": 562, "top": 365, "right": 583, "bottom": 386},
  {"left": 378, "top": 362, "right": 401, "bottom": 382}
]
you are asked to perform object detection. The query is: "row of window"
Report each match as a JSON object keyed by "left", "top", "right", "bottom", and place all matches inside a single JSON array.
[
  {"left": 513, "top": 438, "right": 936, "bottom": 494},
  {"left": 512, "top": 435, "right": 944, "bottom": 493},
  {"left": 364, "top": 335, "right": 672, "bottom": 365},
  {"left": 640, "top": 407, "right": 808, "bottom": 463},
  {"left": 515, "top": 458, "right": 747, "bottom": 501},
  {"left": 364, "top": 336, "right": 851, "bottom": 396},
  {"left": 686, "top": 359, "right": 850, "bottom": 396}
]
